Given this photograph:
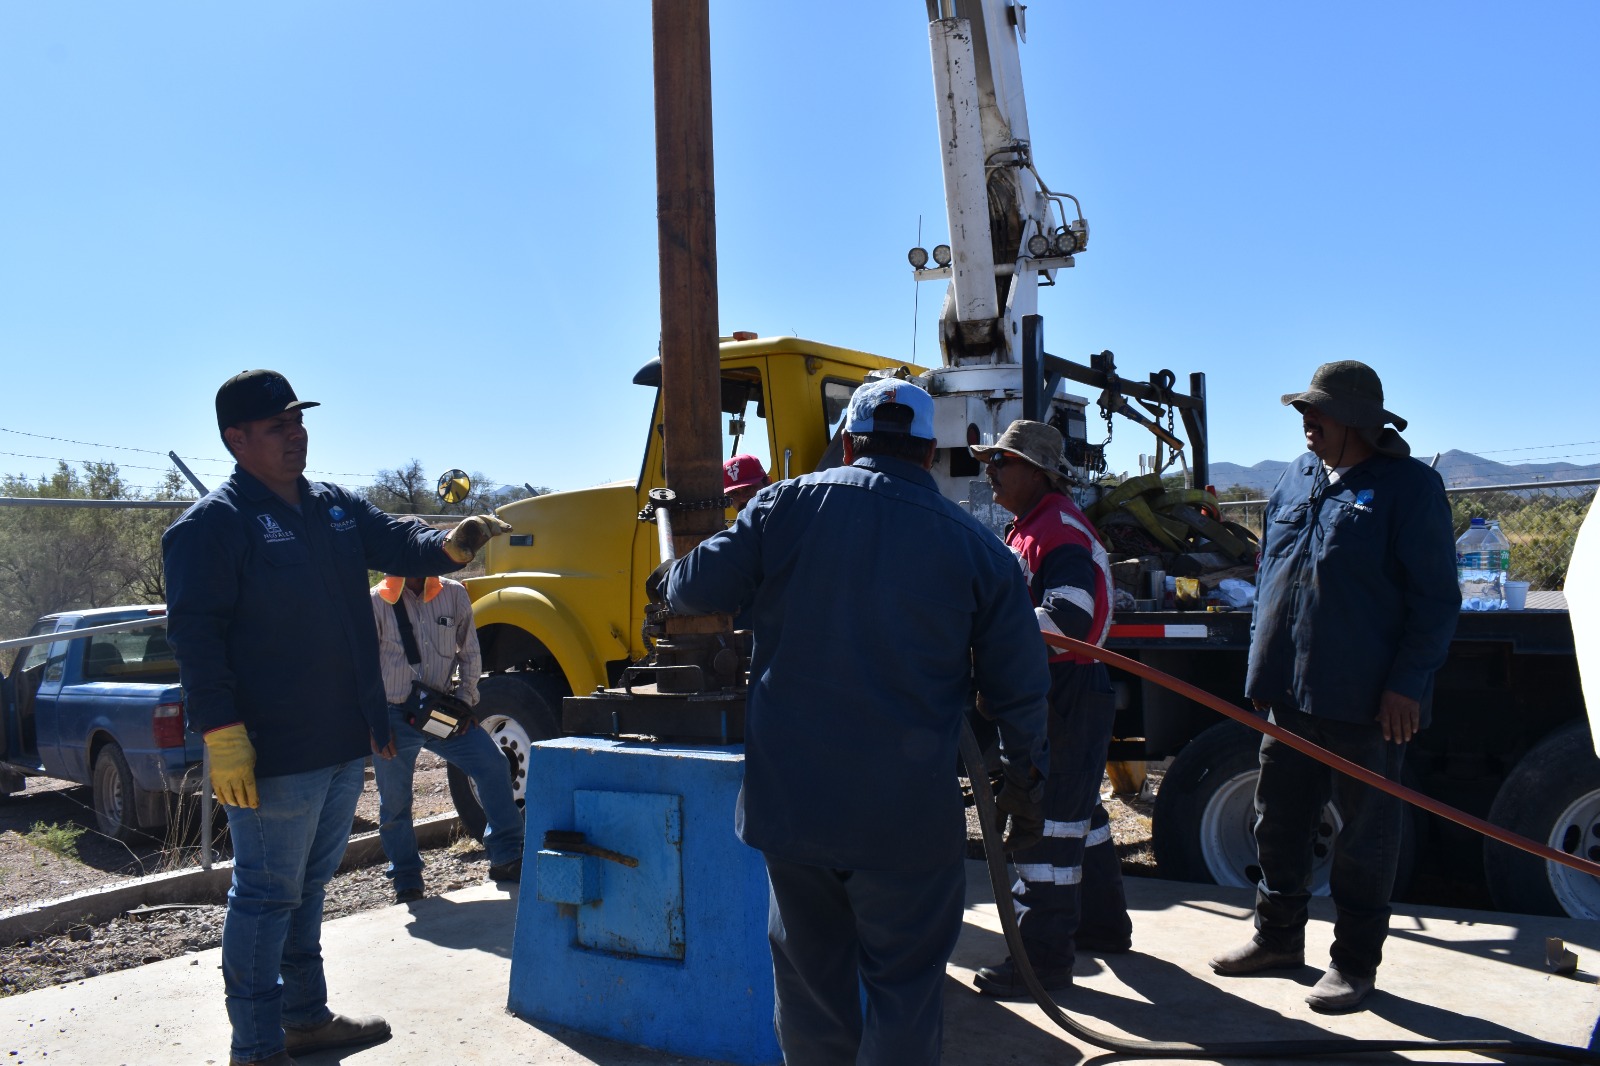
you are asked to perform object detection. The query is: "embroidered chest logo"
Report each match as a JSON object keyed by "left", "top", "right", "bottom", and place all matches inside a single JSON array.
[
  {"left": 327, "top": 504, "right": 357, "bottom": 533},
  {"left": 1353, "top": 489, "right": 1375, "bottom": 514},
  {"left": 257, "top": 513, "right": 295, "bottom": 543}
]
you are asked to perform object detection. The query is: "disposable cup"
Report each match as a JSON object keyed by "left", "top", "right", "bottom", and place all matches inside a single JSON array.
[{"left": 1504, "top": 580, "right": 1530, "bottom": 610}]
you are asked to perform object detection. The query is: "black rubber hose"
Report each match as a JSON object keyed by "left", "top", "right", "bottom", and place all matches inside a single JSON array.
[{"left": 958, "top": 721, "right": 1600, "bottom": 1062}]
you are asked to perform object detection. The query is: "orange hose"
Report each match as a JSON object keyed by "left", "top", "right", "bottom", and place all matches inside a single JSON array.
[{"left": 1044, "top": 632, "right": 1600, "bottom": 881}]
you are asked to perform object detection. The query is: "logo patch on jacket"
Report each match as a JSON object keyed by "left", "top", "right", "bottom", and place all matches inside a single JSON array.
[
  {"left": 1354, "top": 488, "right": 1375, "bottom": 514},
  {"left": 257, "top": 513, "right": 295, "bottom": 543},
  {"left": 326, "top": 504, "right": 357, "bottom": 532}
]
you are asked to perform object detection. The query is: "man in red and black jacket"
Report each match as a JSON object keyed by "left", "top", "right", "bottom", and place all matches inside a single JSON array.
[{"left": 970, "top": 419, "right": 1133, "bottom": 998}]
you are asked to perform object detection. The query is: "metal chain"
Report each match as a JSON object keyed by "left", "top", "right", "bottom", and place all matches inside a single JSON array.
[{"left": 638, "top": 496, "right": 730, "bottom": 522}]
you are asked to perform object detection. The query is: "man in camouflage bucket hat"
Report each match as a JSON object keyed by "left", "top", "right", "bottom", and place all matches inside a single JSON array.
[{"left": 968, "top": 419, "right": 1133, "bottom": 997}]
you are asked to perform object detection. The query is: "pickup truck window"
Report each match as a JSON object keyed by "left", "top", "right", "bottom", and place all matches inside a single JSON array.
[
  {"left": 82, "top": 626, "right": 180, "bottom": 684},
  {"left": 15, "top": 622, "right": 55, "bottom": 674}
]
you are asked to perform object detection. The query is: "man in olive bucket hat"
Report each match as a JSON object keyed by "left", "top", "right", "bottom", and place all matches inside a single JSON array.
[
  {"left": 1209, "top": 361, "right": 1458, "bottom": 1012},
  {"left": 969, "top": 420, "right": 1133, "bottom": 998}
]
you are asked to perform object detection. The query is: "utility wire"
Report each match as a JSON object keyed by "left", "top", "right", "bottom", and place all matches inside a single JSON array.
[{"left": 0, "top": 427, "right": 378, "bottom": 479}]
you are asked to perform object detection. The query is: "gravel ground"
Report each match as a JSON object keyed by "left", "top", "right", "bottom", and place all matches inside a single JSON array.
[
  {"left": 0, "top": 753, "right": 464, "bottom": 999},
  {"left": 1, "top": 761, "right": 1160, "bottom": 1001}
]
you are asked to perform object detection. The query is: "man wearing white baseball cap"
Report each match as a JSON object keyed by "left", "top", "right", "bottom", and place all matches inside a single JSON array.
[{"left": 659, "top": 375, "right": 1051, "bottom": 1064}]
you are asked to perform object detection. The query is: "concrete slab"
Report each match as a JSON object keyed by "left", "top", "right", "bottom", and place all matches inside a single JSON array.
[{"left": 4, "top": 864, "right": 1598, "bottom": 1066}]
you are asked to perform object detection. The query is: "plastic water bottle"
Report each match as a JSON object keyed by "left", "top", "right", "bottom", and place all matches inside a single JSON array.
[
  {"left": 1484, "top": 520, "right": 1511, "bottom": 606},
  {"left": 1457, "top": 517, "right": 1506, "bottom": 611}
]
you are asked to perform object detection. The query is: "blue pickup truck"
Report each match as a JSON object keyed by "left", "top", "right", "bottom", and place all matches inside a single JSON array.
[{"left": 0, "top": 605, "right": 202, "bottom": 841}]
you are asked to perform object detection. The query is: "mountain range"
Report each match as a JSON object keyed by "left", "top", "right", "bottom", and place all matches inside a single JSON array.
[{"left": 1209, "top": 450, "right": 1600, "bottom": 496}]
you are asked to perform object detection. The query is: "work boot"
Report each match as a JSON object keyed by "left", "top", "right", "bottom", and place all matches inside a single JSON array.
[
  {"left": 1208, "top": 937, "right": 1304, "bottom": 975},
  {"left": 488, "top": 857, "right": 523, "bottom": 883},
  {"left": 230, "top": 1053, "right": 296, "bottom": 1066},
  {"left": 395, "top": 886, "right": 425, "bottom": 904},
  {"left": 973, "top": 957, "right": 1072, "bottom": 999},
  {"left": 1306, "top": 966, "right": 1375, "bottom": 1013},
  {"left": 283, "top": 1013, "right": 390, "bottom": 1055}
]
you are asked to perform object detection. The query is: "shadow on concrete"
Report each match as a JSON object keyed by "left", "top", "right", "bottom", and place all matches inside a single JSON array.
[
  {"left": 953, "top": 919, "right": 1564, "bottom": 1062},
  {"left": 493, "top": 1018, "right": 731, "bottom": 1066},
  {"left": 400, "top": 890, "right": 519, "bottom": 959}
]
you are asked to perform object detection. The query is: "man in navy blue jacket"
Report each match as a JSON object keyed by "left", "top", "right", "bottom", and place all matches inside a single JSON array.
[
  {"left": 1209, "top": 361, "right": 1458, "bottom": 1013},
  {"left": 664, "top": 377, "right": 1051, "bottom": 1065},
  {"left": 164, "top": 369, "right": 510, "bottom": 1066}
]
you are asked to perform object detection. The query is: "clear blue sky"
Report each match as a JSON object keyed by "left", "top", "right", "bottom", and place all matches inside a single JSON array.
[{"left": 2, "top": 2, "right": 1596, "bottom": 498}]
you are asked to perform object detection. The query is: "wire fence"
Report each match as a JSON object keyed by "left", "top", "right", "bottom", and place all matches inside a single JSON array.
[{"left": 1220, "top": 478, "right": 1598, "bottom": 590}]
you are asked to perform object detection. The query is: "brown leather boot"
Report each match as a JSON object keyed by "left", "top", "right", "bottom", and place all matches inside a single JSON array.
[{"left": 1208, "top": 937, "right": 1304, "bottom": 975}]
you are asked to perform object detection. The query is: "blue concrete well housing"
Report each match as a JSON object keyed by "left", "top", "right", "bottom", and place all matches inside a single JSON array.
[{"left": 508, "top": 737, "right": 779, "bottom": 1066}]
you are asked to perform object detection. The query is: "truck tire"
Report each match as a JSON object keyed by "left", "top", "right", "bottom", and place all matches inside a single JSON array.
[
  {"left": 1152, "top": 719, "right": 1415, "bottom": 897},
  {"left": 1483, "top": 720, "right": 1600, "bottom": 919},
  {"left": 449, "top": 671, "right": 568, "bottom": 841},
  {"left": 92, "top": 743, "right": 140, "bottom": 842}
]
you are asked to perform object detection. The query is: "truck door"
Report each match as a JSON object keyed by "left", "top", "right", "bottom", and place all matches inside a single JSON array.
[{"left": 21, "top": 623, "right": 71, "bottom": 773}]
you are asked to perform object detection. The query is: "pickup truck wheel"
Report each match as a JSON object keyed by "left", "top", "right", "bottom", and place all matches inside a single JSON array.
[
  {"left": 1483, "top": 721, "right": 1600, "bottom": 918},
  {"left": 92, "top": 743, "right": 140, "bottom": 842},
  {"left": 1153, "top": 719, "right": 1417, "bottom": 897},
  {"left": 449, "top": 671, "right": 567, "bottom": 841}
]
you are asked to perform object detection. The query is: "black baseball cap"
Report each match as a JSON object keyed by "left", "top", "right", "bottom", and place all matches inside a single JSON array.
[{"left": 215, "top": 370, "right": 320, "bottom": 433}]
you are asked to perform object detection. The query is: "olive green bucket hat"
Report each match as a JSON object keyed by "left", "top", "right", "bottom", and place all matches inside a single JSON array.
[
  {"left": 1281, "top": 360, "right": 1406, "bottom": 431},
  {"left": 969, "top": 419, "right": 1073, "bottom": 493},
  {"left": 1282, "top": 361, "right": 1411, "bottom": 458}
]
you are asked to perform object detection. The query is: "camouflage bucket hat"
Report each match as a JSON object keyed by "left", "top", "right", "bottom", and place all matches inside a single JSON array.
[{"left": 969, "top": 419, "right": 1073, "bottom": 493}]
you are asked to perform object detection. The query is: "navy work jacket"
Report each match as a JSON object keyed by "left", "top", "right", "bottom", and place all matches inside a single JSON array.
[
  {"left": 667, "top": 455, "right": 1050, "bottom": 872},
  {"left": 163, "top": 468, "right": 462, "bottom": 777},
  {"left": 1245, "top": 452, "right": 1459, "bottom": 728}
]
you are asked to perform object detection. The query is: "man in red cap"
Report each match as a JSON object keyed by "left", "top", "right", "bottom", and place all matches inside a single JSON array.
[{"left": 722, "top": 453, "right": 770, "bottom": 511}]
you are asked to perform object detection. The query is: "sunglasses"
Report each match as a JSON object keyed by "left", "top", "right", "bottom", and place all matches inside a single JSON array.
[{"left": 983, "top": 451, "right": 1013, "bottom": 470}]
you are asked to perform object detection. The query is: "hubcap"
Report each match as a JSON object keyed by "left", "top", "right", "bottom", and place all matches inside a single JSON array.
[
  {"left": 1545, "top": 789, "right": 1600, "bottom": 919},
  {"left": 1199, "top": 769, "right": 1340, "bottom": 894},
  {"left": 476, "top": 714, "right": 530, "bottom": 811}
]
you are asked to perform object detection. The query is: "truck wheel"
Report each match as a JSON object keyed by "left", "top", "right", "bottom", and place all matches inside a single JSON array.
[
  {"left": 1483, "top": 721, "right": 1600, "bottom": 918},
  {"left": 1154, "top": 719, "right": 1418, "bottom": 897},
  {"left": 92, "top": 743, "right": 140, "bottom": 842},
  {"left": 449, "top": 671, "right": 568, "bottom": 841}
]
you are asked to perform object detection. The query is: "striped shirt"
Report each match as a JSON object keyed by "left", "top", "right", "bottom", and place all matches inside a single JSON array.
[{"left": 370, "top": 578, "right": 482, "bottom": 707}]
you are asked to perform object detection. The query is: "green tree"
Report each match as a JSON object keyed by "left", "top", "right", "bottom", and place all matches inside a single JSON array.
[
  {"left": 0, "top": 461, "right": 177, "bottom": 646},
  {"left": 362, "top": 460, "right": 504, "bottom": 516}
]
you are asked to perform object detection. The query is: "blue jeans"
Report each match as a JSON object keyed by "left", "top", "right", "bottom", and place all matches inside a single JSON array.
[
  {"left": 220, "top": 758, "right": 364, "bottom": 1062},
  {"left": 1253, "top": 705, "right": 1407, "bottom": 979},
  {"left": 372, "top": 704, "right": 524, "bottom": 891},
  {"left": 764, "top": 854, "right": 966, "bottom": 1065}
]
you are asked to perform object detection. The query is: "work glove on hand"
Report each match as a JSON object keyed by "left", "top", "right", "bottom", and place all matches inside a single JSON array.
[
  {"left": 993, "top": 763, "right": 1045, "bottom": 854},
  {"left": 443, "top": 514, "right": 514, "bottom": 563},
  {"left": 644, "top": 559, "right": 675, "bottom": 605},
  {"left": 204, "top": 723, "right": 258, "bottom": 809}
]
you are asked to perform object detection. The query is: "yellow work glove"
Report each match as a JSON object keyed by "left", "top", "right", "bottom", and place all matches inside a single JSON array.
[
  {"left": 443, "top": 514, "right": 514, "bottom": 563},
  {"left": 204, "top": 723, "right": 259, "bottom": 809}
]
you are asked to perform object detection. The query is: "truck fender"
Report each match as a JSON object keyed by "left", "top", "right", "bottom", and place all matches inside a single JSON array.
[{"left": 471, "top": 585, "right": 605, "bottom": 694}]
